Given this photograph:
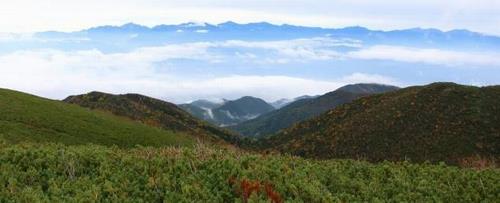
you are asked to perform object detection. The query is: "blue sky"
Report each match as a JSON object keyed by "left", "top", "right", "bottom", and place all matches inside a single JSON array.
[{"left": 0, "top": 1, "right": 499, "bottom": 103}]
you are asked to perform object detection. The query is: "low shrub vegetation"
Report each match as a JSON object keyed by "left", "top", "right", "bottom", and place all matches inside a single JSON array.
[{"left": 0, "top": 140, "right": 498, "bottom": 202}]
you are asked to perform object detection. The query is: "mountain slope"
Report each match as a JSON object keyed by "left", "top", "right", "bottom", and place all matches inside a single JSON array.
[
  {"left": 190, "top": 99, "right": 224, "bottom": 109},
  {"left": 64, "top": 92, "right": 241, "bottom": 145},
  {"left": 270, "top": 95, "right": 318, "bottom": 109},
  {"left": 178, "top": 99, "right": 223, "bottom": 124},
  {"left": 181, "top": 96, "right": 275, "bottom": 127},
  {"left": 232, "top": 84, "right": 399, "bottom": 137},
  {"left": 0, "top": 88, "right": 194, "bottom": 147},
  {"left": 178, "top": 103, "right": 216, "bottom": 123},
  {"left": 270, "top": 98, "right": 293, "bottom": 109},
  {"left": 259, "top": 83, "right": 500, "bottom": 165},
  {"left": 212, "top": 96, "right": 275, "bottom": 126}
]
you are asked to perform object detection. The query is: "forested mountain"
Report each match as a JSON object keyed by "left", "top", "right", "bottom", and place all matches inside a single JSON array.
[{"left": 259, "top": 83, "right": 500, "bottom": 166}]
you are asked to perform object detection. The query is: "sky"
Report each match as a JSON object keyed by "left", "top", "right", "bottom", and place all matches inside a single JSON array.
[
  {"left": 1, "top": 0, "right": 500, "bottom": 35},
  {"left": 0, "top": 1, "right": 499, "bottom": 103}
]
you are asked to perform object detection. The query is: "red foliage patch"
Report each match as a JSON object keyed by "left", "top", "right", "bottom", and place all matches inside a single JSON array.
[{"left": 228, "top": 177, "right": 283, "bottom": 203}]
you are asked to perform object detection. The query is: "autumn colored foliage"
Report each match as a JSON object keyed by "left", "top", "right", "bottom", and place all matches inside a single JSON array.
[
  {"left": 228, "top": 177, "right": 283, "bottom": 203},
  {"left": 260, "top": 83, "right": 500, "bottom": 166}
]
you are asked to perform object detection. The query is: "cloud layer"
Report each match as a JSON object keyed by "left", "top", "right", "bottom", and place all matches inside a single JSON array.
[
  {"left": 0, "top": 39, "right": 397, "bottom": 103},
  {"left": 349, "top": 45, "right": 500, "bottom": 67},
  {"left": 2, "top": 37, "right": 500, "bottom": 102}
]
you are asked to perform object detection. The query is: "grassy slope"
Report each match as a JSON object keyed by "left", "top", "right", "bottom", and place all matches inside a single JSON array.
[
  {"left": 260, "top": 83, "right": 500, "bottom": 165},
  {"left": 64, "top": 92, "right": 242, "bottom": 146},
  {"left": 0, "top": 141, "right": 498, "bottom": 202},
  {"left": 0, "top": 88, "right": 194, "bottom": 147}
]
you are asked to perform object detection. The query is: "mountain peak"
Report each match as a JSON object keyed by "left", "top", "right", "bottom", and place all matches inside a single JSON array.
[
  {"left": 179, "top": 22, "right": 210, "bottom": 27},
  {"left": 189, "top": 99, "right": 223, "bottom": 109},
  {"left": 122, "top": 22, "right": 148, "bottom": 28},
  {"left": 342, "top": 26, "right": 370, "bottom": 32},
  {"left": 337, "top": 83, "right": 400, "bottom": 94},
  {"left": 237, "top": 96, "right": 263, "bottom": 100},
  {"left": 86, "top": 23, "right": 150, "bottom": 32},
  {"left": 218, "top": 21, "right": 239, "bottom": 26}
]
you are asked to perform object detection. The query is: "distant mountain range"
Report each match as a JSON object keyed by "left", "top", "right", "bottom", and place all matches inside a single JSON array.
[
  {"left": 258, "top": 83, "right": 500, "bottom": 165},
  {"left": 180, "top": 96, "right": 275, "bottom": 127},
  {"left": 231, "top": 84, "right": 399, "bottom": 137},
  {"left": 4, "top": 22, "right": 495, "bottom": 54}
]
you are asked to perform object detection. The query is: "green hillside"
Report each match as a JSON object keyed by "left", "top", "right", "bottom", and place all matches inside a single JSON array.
[
  {"left": 232, "top": 84, "right": 399, "bottom": 137},
  {"left": 1, "top": 141, "right": 498, "bottom": 202},
  {"left": 0, "top": 88, "right": 194, "bottom": 147},
  {"left": 64, "top": 92, "right": 242, "bottom": 145},
  {"left": 259, "top": 83, "right": 500, "bottom": 166}
]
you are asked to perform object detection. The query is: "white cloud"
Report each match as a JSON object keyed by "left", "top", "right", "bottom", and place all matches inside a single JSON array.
[
  {"left": 339, "top": 73, "right": 398, "bottom": 84},
  {"left": 222, "top": 38, "right": 362, "bottom": 49},
  {"left": 195, "top": 30, "right": 209, "bottom": 33},
  {"left": 0, "top": 44, "right": 398, "bottom": 103},
  {"left": 0, "top": 33, "right": 35, "bottom": 42},
  {"left": 220, "top": 38, "right": 357, "bottom": 63},
  {"left": 222, "top": 40, "right": 500, "bottom": 67},
  {"left": 5, "top": 35, "right": 499, "bottom": 67},
  {"left": 0, "top": 33, "right": 17, "bottom": 42},
  {"left": 348, "top": 45, "right": 500, "bottom": 67}
]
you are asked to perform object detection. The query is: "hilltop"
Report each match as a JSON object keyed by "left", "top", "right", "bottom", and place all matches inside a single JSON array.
[
  {"left": 232, "top": 84, "right": 399, "bottom": 137},
  {"left": 0, "top": 88, "right": 193, "bottom": 147},
  {"left": 259, "top": 83, "right": 500, "bottom": 166},
  {"left": 64, "top": 92, "right": 242, "bottom": 145}
]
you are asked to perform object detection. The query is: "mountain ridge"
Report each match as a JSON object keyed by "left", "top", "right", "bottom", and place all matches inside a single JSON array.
[
  {"left": 64, "top": 91, "right": 242, "bottom": 145},
  {"left": 258, "top": 82, "right": 500, "bottom": 166},
  {"left": 47, "top": 21, "right": 498, "bottom": 38}
]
